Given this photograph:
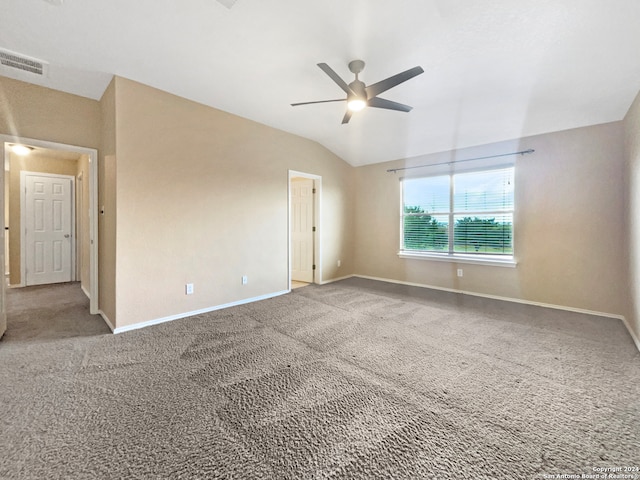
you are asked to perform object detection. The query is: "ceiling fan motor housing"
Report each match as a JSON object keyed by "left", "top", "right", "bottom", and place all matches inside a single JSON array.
[{"left": 348, "top": 79, "right": 367, "bottom": 101}]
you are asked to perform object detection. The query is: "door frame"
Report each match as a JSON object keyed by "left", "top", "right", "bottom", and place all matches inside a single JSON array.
[
  {"left": 20, "top": 171, "right": 76, "bottom": 286},
  {"left": 76, "top": 171, "right": 84, "bottom": 280},
  {"left": 0, "top": 136, "right": 99, "bottom": 315},
  {"left": 288, "top": 170, "right": 322, "bottom": 289}
]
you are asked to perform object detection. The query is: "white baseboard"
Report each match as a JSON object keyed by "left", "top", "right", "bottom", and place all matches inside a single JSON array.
[
  {"left": 81, "top": 285, "right": 90, "bottom": 300},
  {"left": 112, "top": 290, "right": 290, "bottom": 334},
  {"left": 95, "top": 273, "right": 640, "bottom": 354},
  {"left": 353, "top": 275, "right": 639, "bottom": 352},
  {"left": 354, "top": 274, "right": 622, "bottom": 319},
  {"left": 99, "top": 310, "right": 115, "bottom": 332},
  {"left": 621, "top": 317, "right": 640, "bottom": 352},
  {"left": 319, "top": 274, "right": 355, "bottom": 285}
]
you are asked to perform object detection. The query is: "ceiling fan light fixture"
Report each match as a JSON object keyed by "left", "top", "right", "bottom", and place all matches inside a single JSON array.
[
  {"left": 10, "top": 144, "right": 34, "bottom": 156},
  {"left": 347, "top": 98, "right": 366, "bottom": 112},
  {"left": 292, "top": 60, "right": 424, "bottom": 124}
]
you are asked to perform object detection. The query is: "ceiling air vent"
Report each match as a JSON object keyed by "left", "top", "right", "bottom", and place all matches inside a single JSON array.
[
  {"left": 216, "top": 0, "right": 239, "bottom": 9},
  {"left": 0, "top": 49, "right": 48, "bottom": 76}
]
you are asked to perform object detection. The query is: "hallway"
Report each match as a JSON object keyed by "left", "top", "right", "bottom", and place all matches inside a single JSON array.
[{"left": 3, "top": 282, "right": 109, "bottom": 342}]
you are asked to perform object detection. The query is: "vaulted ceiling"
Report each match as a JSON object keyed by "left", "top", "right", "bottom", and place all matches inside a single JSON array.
[{"left": 2, "top": 0, "right": 640, "bottom": 166}]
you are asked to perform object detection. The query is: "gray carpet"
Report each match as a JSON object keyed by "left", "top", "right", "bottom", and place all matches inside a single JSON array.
[{"left": 0, "top": 278, "right": 638, "bottom": 479}]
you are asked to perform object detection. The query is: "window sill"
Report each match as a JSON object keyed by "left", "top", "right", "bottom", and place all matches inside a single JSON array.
[{"left": 398, "top": 251, "right": 517, "bottom": 268}]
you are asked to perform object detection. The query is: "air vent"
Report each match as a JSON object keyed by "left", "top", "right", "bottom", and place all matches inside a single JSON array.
[
  {"left": 0, "top": 49, "right": 48, "bottom": 76},
  {"left": 216, "top": 0, "right": 239, "bottom": 9}
]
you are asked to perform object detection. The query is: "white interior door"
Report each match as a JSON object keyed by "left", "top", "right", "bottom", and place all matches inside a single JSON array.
[
  {"left": 291, "top": 177, "right": 314, "bottom": 283},
  {"left": 23, "top": 173, "right": 74, "bottom": 286}
]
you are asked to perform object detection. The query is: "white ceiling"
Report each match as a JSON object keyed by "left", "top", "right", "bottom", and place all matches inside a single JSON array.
[{"left": 1, "top": 0, "right": 640, "bottom": 166}]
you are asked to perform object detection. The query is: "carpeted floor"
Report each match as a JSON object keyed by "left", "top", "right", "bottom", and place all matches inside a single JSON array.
[{"left": 0, "top": 278, "right": 638, "bottom": 479}]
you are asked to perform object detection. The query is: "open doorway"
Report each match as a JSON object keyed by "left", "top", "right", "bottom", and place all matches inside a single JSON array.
[
  {"left": 289, "top": 171, "right": 321, "bottom": 290},
  {"left": 0, "top": 137, "right": 98, "bottom": 325}
]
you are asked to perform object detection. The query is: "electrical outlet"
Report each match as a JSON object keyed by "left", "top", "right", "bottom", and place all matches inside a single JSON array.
[
  {"left": 337, "top": 260, "right": 341, "bottom": 267},
  {"left": 185, "top": 283, "right": 194, "bottom": 295},
  {"left": 457, "top": 269, "right": 463, "bottom": 278},
  {"left": 242, "top": 275, "right": 248, "bottom": 285}
]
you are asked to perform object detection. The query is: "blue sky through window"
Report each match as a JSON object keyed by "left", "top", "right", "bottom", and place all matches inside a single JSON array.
[
  {"left": 454, "top": 168, "right": 514, "bottom": 213},
  {"left": 403, "top": 175, "right": 449, "bottom": 213},
  {"left": 403, "top": 167, "right": 514, "bottom": 214}
]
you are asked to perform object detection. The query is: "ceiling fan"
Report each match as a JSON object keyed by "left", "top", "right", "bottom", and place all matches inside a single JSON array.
[{"left": 292, "top": 60, "right": 424, "bottom": 124}]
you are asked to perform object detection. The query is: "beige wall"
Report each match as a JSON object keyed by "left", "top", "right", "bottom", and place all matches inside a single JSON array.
[
  {"left": 0, "top": 76, "right": 101, "bottom": 148},
  {"left": 624, "top": 90, "right": 640, "bottom": 343},
  {"left": 99, "top": 79, "right": 117, "bottom": 324},
  {"left": 8, "top": 153, "right": 78, "bottom": 285},
  {"left": 0, "top": 75, "right": 354, "bottom": 331},
  {"left": 354, "top": 122, "right": 626, "bottom": 317},
  {"left": 0, "top": 73, "right": 634, "bottom": 340},
  {"left": 111, "top": 77, "right": 354, "bottom": 328}
]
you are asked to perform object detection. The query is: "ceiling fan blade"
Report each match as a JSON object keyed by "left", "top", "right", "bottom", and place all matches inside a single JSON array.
[
  {"left": 367, "top": 97, "right": 413, "bottom": 112},
  {"left": 317, "top": 63, "right": 356, "bottom": 96},
  {"left": 341, "top": 110, "right": 353, "bottom": 124},
  {"left": 291, "top": 99, "right": 346, "bottom": 107},
  {"left": 365, "top": 66, "right": 424, "bottom": 98}
]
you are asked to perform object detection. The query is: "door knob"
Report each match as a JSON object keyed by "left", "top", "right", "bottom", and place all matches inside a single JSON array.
[{"left": 64, "top": 234, "right": 70, "bottom": 238}]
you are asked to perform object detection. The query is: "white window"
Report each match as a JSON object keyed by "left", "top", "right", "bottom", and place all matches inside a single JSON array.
[{"left": 401, "top": 166, "right": 514, "bottom": 261}]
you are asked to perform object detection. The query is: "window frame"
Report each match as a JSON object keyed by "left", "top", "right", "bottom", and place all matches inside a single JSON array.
[{"left": 398, "top": 164, "right": 517, "bottom": 267}]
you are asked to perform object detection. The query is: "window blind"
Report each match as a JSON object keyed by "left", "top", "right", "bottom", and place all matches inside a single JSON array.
[{"left": 402, "top": 166, "right": 514, "bottom": 256}]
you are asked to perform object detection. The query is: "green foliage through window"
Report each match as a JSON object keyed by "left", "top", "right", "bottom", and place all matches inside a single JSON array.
[
  {"left": 403, "top": 207, "right": 448, "bottom": 251},
  {"left": 453, "top": 216, "right": 512, "bottom": 254}
]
